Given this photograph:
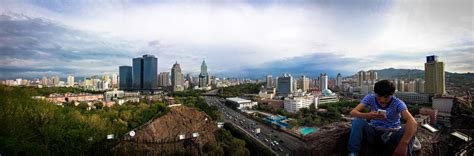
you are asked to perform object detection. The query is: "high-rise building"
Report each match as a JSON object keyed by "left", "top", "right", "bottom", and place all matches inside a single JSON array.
[
  {"left": 119, "top": 66, "right": 133, "bottom": 90},
  {"left": 415, "top": 79, "right": 425, "bottom": 93},
  {"left": 319, "top": 73, "right": 328, "bottom": 91},
  {"left": 142, "top": 54, "right": 158, "bottom": 90},
  {"left": 103, "top": 74, "right": 110, "bottom": 82},
  {"left": 186, "top": 73, "right": 194, "bottom": 87},
  {"left": 369, "top": 71, "right": 378, "bottom": 81},
  {"left": 407, "top": 81, "right": 416, "bottom": 92},
  {"left": 266, "top": 75, "right": 273, "bottom": 88},
  {"left": 392, "top": 79, "right": 399, "bottom": 92},
  {"left": 111, "top": 73, "right": 118, "bottom": 88},
  {"left": 158, "top": 72, "right": 170, "bottom": 87},
  {"left": 199, "top": 60, "right": 209, "bottom": 88},
  {"left": 132, "top": 55, "right": 158, "bottom": 90},
  {"left": 398, "top": 80, "right": 405, "bottom": 92},
  {"left": 171, "top": 62, "right": 184, "bottom": 91},
  {"left": 277, "top": 73, "right": 293, "bottom": 97},
  {"left": 298, "top": 75, "right": 309, "bottom": 92},
  {"left": 52, "top": 76, "right": 60, "bottom": 86},
  {"left": 336, "top": 73, "right": 342, "bottom": 88},
  {"left": 132, "top": 57, "right": 144, "bottom": 89},
  {"left": 357, "top": 71, "right": 377, "bottom": 86},
  {"left": 357, "top": 71, "right": 364, "bottom": 86},
  {"left": 424, "top": 55, "right": 445, "bottom": 95},
  {"left": 67, "top": 75, "right": 74, "bottom": 87},
  {"left": 293, "top": 80, "right": 298, "bottom": 92},
  {"left": 41, "top": 76, "right": 48, "bottom": 86}
]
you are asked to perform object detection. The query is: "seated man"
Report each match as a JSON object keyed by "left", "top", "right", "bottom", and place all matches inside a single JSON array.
[{"left": 348, "top": 80, "right": 417, "bottom": 156}]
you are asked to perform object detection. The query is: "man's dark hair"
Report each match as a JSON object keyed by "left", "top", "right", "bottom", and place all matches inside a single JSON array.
[{"left": 374, "top": 80, "right": 395, "bottom": 96}]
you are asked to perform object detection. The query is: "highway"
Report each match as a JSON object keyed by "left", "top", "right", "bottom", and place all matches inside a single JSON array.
[{"left": 204, "top": 96, "right": 306, "bottom": 156}]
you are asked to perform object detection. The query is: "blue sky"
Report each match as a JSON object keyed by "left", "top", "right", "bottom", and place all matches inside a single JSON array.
[{"left": 0, "top": 0, "right": 472, "bottom": 79}]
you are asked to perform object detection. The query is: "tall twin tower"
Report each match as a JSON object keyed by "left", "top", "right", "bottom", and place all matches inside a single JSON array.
[
  {"left": 119, "top": 54, "right": 209, "bottom": 92},
  {"left": 119, "top": 54, "right": 158, "bottom": 91}
]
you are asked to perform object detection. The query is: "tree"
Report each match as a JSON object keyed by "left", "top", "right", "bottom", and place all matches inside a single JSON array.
[
  {"left": 313, "top": 116, "right": 322, "bottom": 126},
  {"left": 289, "top": 119, "right": 299, "bottom": 128},
  {"left": 203, "top": 142, "right": 224, "bottom": 156},
  {"left": 93, "top": 102, "right": 104, "bottom": 109},
  {"left": 229, "top": 138, "right": 250, "bottom": 156},
  {"left": 77, "top": 102, "right": 89, "bottom": 111},
  {"left": 303, "top": 116, "right": 314, "bottom": 126}
]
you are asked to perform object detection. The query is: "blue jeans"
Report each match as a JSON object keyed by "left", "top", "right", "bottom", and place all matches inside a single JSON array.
[{"left": 348, "top": 118, "right": 414, "bottom": 155}]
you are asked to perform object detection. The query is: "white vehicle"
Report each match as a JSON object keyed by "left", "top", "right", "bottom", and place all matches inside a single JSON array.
[
  {"left": 271, "top": 142, "right": 275, "bottom": 146},
  {"left": 264, "top": 139, "right": 269, "bottom": 142},
  {"left": 274, "top": 141, "right": 279, "bottom": 145},
  {"left": 255, "top": 128, "right": 261, "bottom": 134}
]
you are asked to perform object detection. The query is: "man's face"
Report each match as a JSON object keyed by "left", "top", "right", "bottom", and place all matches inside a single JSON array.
[{"left": 376, "top": 95, "right": 391, "bottom": 105}]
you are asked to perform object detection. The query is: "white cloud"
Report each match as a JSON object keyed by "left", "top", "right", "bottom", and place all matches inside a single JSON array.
[{"left": 0, "top": 0, "right": 472, "bottom": 78}]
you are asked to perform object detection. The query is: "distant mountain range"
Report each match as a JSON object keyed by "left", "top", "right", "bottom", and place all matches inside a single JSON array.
[
  {"left": 367, "top": 68, "right": 425, "bottom": 79},
  {"left": 348, "top": 68, "right": 473, "bottom": 80}
]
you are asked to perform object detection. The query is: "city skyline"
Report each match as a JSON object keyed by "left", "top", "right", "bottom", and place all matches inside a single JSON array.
[{"left": 0, "top": 0, "right": 472, "bottom": 79}]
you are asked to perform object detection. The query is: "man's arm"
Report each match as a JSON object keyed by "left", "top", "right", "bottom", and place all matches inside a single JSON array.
[
  {"left": 350, "top": 103, "right": 385, "bottom": 120},
  {"left": 393, "top": 110, "right": 418, "bottom": 156}
]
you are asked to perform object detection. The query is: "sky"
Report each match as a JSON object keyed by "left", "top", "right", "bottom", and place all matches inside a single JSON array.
[{"left": 0, "top": 0, "right": 472, "bottom": 79}]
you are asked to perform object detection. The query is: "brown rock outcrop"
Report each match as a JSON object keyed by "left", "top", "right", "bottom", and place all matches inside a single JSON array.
[
  {"left": 296, "top": 122, "right": 441, "bottom": 156},
  {"left": 112, "top": 106, "right": 218, "bottom": 155}
]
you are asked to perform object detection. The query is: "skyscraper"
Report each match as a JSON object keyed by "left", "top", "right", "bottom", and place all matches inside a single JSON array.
[
  {"left": 171, "top": 62, "right": 184, "bottom": 91},
  {"left": 277, "top": 73, "right": 293, "bottom": 97},
  {"left": 369, "top": 71, "right": 378, "bottom": 81},
  {"left": 51, "top": 76, "right": 60, "bottom": 86},
  {"left": 357, "top": 70, "right": 377, "bottom": 86},
  {"left": 42, "top": 76, "right": 48, "bottom": 86},
  {"left": 199, "top": 60, "right": 209, "bottom": 88},
  {"left": 298, "top": 75, "right": 309, "bottom": 92},
  {"left": 67, "top": 75, "right": 74, "bottom": 87},
  {"left": 132, "top": 57, "right": 144, "bottom": 89},
  {"left": 266, "top": 75, "right": 273, "bottom": 88},
  {"left": 357, "top": 71, "right": 364, "bottom": 86},
  {"left": 424, "top": 55, "right": 445, "bottom": 95},
  {"left": 119, "top": 66, "right": 132, "bottom": 90},
  {"left": 142, "top": 54, "right": 158, "bottom": 90},
  {"left": 158, "top": 72, "right": 170, "bottom": 87},
  {"left": 132, "top": 54, "right": 158, "bottom": 90},
  {"left": 336, "top": 73, "right": 342, "bottom": 88},
  {"left": 398, "top": 80, "right": 405, "bottom": 92},
  {"left": 103, "top": 74, "right": 110, "bottom": 82},
  {"left": 407, "top": 81, "right": 416, "bottom": 92},
  {"left": 186, "top": 73, "right": 194, "bottom": 87},
  {"left": 319, "top": 73, "right": 328, "bottom": 91},
  {"left": 415, "top": 79, "right": 425, "bottom": 93},
  {"left": 111, "top": 73, "right": 118, "bottom": 88}
]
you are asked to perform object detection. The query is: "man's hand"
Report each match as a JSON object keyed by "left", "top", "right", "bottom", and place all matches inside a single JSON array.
[
  {"left": 366, "top": 111, "right": 386, "bottom": 120},
  {"left": 393, "top": 142, "right": 408, "bottom": 156}
]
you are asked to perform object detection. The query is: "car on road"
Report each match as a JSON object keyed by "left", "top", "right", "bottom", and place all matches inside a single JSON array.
[
  {"left": 264, "top": 139, "right": 269, "bottom": 142},
  {"left": 278, "top": 148, "right": 284, "bottom": 152}
]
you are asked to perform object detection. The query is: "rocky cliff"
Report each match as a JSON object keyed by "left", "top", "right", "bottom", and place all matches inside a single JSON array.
[
  {"left": 295, "top": 122, "right": 443, "bottom": 156},
  {"left": 111, "top": 106, "right": 218, "bottom": 155}
]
